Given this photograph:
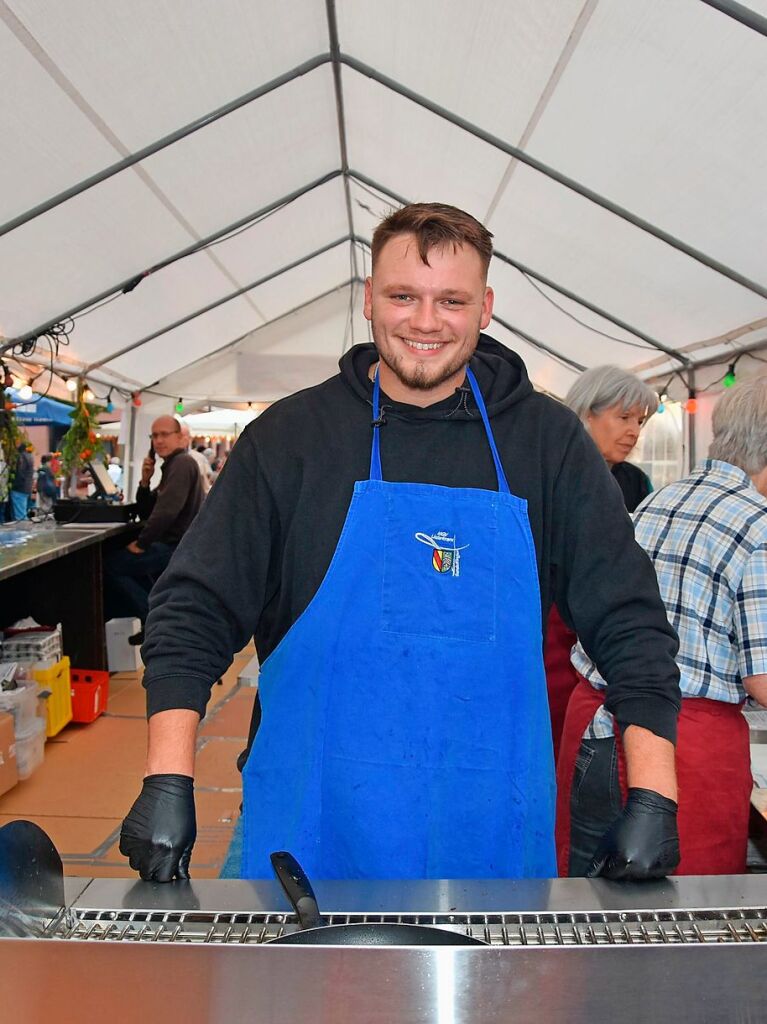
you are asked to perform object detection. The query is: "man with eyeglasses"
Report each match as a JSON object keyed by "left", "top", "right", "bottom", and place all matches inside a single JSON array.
[{"left": 104, "top": 415, "right": 203, "bottom": 644}]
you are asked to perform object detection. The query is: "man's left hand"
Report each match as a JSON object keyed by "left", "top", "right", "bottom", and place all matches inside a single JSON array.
[
  {"left": 587, "top": 787, "right": 680, "bottom": 880},
  {"left": 127, "top": 541, "right": 144, "bottom": 555}
]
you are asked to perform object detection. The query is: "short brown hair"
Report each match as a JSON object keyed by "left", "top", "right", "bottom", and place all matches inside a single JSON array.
[{"left": 371, "top": 202, "right": 494, "bottom": 275}]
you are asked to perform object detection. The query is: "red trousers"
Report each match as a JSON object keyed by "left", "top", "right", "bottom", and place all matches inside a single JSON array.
[
  {"left": 556, "top": 678, "right": 752, "bottom": 876},
  {"left": 543, "top": 605, "right": 578, "bottom": 765}
]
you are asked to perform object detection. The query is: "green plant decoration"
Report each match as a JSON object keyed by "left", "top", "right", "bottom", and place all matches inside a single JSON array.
[
  {"left": 60, "top": 384, "right": 105, "bottom": 473},
  {"left": 0, "top": 397, "right": 29, "bottom": 490}
]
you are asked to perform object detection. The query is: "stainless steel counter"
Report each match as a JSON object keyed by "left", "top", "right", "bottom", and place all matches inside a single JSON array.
[
  {"left": 0, "top": 520, "right": 133, "bottom": 668},
  {"left": 66, "top": 871, "right": 767, "bottom": 915},
  {"left": 3, "top": 875, "right": 766, "bottom": 1023},
  {"left": 0, "top": 520, "right": 129, "bottom": 581}
]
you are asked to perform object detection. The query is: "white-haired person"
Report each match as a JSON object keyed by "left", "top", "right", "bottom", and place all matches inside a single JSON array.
[
  {"left": 544, "top": 366, "right": 658, "bottom": 763},
  {"left": 565, "top": 365, "right": 658, "bottom": 511},
  {"left": 558, "top": 376, "right": 767, "bottom": 876}
]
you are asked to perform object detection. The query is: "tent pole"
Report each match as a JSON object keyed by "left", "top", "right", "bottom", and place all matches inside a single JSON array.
[
  {"left": 698, "top": 0, "right": 767, "bottom": 36},
  {"left": 125, "top": 402, "right": 137, "bottom": 499},
  {"left": 688, "top": 369, "right": 697, "bottom": 472},
  {"left": 325, "top": 0, "right": 359, "bottom": 344}
]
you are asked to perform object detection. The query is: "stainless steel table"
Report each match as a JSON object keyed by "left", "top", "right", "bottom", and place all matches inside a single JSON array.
[
  {"left": 3, "top": 874, "right": 767, "bottom": 1023},
  {"left": 0, "top": 521, "right": 134, "bottom": 669}
]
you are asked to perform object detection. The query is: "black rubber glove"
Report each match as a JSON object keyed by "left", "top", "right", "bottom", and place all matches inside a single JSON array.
[
  {"left": 586, "top": 787, "right": 680, "bottom": 880},
  {"left": 119, "top": 774, "right": 196, "bottom": 882}
]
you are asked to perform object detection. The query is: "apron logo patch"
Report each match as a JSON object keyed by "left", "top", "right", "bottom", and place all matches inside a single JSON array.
[{"left": 414, "top": 531, "right": 469, "bottom": 577}]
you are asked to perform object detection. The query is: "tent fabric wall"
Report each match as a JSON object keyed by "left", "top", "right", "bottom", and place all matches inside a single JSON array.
[{"left": 1, "top": 0, "right": 765, "bottom": 429}]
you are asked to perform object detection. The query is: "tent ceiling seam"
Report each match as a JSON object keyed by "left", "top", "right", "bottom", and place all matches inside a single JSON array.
[
  {"left": 484, "top": 0, "right": 599, "bottom": 224},
  {"left": 339, "top": 53, "right": 767, "bottom": 303},
  {"left": 632, "top": 316, "right": 767, "bottom": 373}
]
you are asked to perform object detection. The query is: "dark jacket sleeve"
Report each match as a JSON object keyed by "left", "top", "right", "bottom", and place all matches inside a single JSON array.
[
  {"left": 136, "top": 458, "right": 197, "bottom": 549},
  {"left": 552, "top": 426, "right": 681, "bottom": 743},
  {"left": 141, "top": 429, "right": 278, "bottom": 718},
  {"left": 135, "top": 483, "right": 156, "bottom": 521}
]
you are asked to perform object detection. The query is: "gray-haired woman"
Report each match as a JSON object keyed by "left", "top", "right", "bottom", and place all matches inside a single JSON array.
[{"left": 564, "top": 365, "right": 658, "bottom": 512}]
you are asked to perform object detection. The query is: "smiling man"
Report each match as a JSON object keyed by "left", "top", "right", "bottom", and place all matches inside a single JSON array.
[{"left": 121, "top": 203, "right": 681, "bottom": 884}]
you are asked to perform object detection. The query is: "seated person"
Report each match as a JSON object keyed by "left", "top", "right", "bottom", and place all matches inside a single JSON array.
[
  {"left": 558, "top": 376, "right": 767, "bottom": 876},
  {"left": 104, "top": 416, "right": 203, "bottom": 643}
]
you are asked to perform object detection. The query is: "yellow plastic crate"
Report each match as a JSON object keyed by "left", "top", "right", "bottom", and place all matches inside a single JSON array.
[{"left": 33, "top": 656, "right": 72, "bottom": 738}]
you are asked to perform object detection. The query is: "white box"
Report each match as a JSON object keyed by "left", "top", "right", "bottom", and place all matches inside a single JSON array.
[{"left": 106, "top": 618, "right": 142, "bottom": 672}]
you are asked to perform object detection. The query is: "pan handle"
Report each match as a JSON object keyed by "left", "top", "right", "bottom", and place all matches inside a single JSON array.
[{"left": 270, "top": 851, "right": 324, "bottom": 930}]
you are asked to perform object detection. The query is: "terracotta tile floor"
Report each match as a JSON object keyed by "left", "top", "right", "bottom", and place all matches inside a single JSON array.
[{"left": 0, "top": 645, "right": 257, "bottom": 879}]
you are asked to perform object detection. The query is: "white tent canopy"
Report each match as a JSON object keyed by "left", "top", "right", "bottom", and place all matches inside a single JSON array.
[
  {"left": 1, "top": 0, "right": 766, "bottom": 425},
  {"left": 181, "top": 408, "right": 260, "bottom": 436}
]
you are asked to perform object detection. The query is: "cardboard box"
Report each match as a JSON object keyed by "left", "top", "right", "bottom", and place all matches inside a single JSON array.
[
  {"left": 106, "top": 618, "right": 142, "bottom": 673},
  {"left": 0, "top": 711, "right": 19, "bottom": 796}
]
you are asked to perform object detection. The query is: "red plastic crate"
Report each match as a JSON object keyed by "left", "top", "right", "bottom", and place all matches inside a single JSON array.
[{"left": 70, "top": 668, "right": 110, "bottom": 723}]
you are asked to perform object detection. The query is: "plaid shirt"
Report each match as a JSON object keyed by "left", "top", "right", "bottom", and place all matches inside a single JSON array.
[{"left": 573, "top": 460, "right": 767, "bottom": 739}]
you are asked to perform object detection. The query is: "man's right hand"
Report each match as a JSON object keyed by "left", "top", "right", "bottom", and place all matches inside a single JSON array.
[
  {"left": 140, "top": 455, "right": 155, "bottom": 487},
  {"left": 119, "top": 774, "right": 196, "bottom": 881}
]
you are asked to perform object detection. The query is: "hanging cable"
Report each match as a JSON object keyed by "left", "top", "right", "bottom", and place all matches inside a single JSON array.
[{"left": 519, "top": 272, "right": 656, "bottom": 351}]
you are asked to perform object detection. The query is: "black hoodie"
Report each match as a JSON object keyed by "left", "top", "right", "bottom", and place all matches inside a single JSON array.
[{"left": 143, "top": 336, "right": 680, "bottom": 751}]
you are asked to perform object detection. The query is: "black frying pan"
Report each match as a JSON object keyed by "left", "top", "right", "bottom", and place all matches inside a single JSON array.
[{"left": 268, "top": 851, "right": 486, "bottom": 946}]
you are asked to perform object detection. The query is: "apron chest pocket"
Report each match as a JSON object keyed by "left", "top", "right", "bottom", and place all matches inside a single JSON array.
[{"left": 381, "top": 498, "right": 498, "bottom": 643}]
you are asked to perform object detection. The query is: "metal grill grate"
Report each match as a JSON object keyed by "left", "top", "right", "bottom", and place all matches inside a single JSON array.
[{"left": 41, "top": 907, "right": 767, "bottom": 945}]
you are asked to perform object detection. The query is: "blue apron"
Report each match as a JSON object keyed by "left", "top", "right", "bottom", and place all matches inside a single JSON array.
[{"left": 241, "top": 367, "right": 557, "bottom": 879}]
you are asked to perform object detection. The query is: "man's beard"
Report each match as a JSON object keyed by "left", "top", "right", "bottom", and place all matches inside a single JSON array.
[{"left": 371, "top": 319, "right": 478, "bottom": 392}]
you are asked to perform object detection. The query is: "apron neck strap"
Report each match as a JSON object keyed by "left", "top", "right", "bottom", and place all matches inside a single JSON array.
[{"left": 369, "top": 364, "right": 511, "bottom": 494}]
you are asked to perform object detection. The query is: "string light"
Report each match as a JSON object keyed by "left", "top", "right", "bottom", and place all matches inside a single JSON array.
[
  {"left": 175, "top": 398, "right": 184, "bottom": 414},
  {"left": 106, "top": 388, "right": 114, "bottom": 414},
  {"left": 83, "top": 387, "right": 95, "bottom": 402},
  {"left": 132, "top": 392, "right": 142, "bottom": 407},
  {"left": 723, "top": 364, "right": 737, "bottom": 388},
  {"left": 65, "top": 377, "right": 77, "bottom": 392},
  {"left": 685, "top": 389, "right": 698, "bottom": 415},
  {"left": 18, "top": 382, "right": 33, "bottom": 401}
]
